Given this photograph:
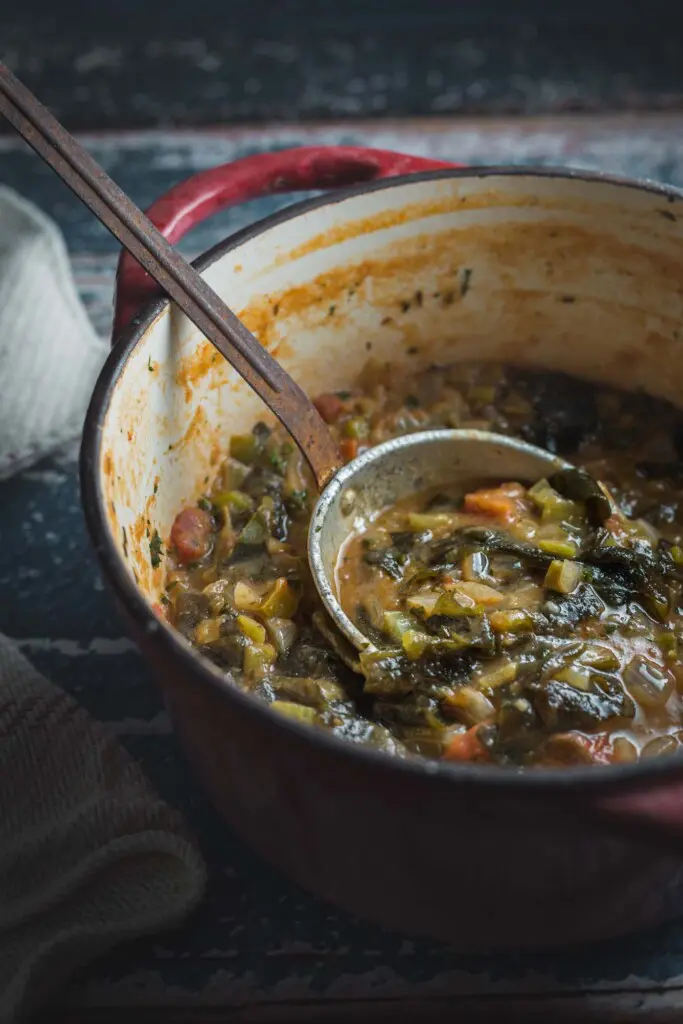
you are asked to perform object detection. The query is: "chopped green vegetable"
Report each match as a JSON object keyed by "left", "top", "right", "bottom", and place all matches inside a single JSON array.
[
  {"left": 271, "top": 701, "right": 319, "bottom": 724},
  {"left": 528, "top": 479, "right": 578, "bottom": 522},
  {"left": 239, "top": 507, "right": 271, "bottom": 546},
  {"left": 383, "top": 611, "right": 419, "bottom": 641},
  {"left": 342, "top": 416, "right": 370, "bottom": 440},
  {"left": 401, "top": 629, "right": 433, "bottom": 660},
  {"left": 265, "top": 617, "right": 298, "bottom": 655},
  {"left": 243, "top": 641, "right": 278, "bottom": 678},
  {"left": 671, "top": 545, "right": 683, "bottom": 565},
  {"left": 213, "top": 490, "right": 254, "bottom": 513},
  {"left": 580, "top": 646, "right": 620, "bottom": 672},
  {"left": 195, "top": 617, "right": 222, "bottom": 645},
  {"left": 552, "top": 665, "right": 592, "bottom": 691},
  {"left": 659, "top": 632, "right": 678, "bottom": 660},
  {"left": 476, "top": 661, "right": 518, "bottom": 691},
  {"left": 433, "top": 592, "right": 485, "bottom": 618},
  {"left": 233, "top": 580, "right": 263, "bottom": 612},
  {"left": 259, "top": 578, "right": 300, "bottom": 618},
  {"left": 544, "top": 558, "right": 582, "bottom": 593},
  {"left": 229, "top": 433, "right": 261, "bottom": 464},
  {"left": 539, "top": 537, "right": 579, "bottom": 559},
  {"left": 220, "top": 457, "right": 251, "bottom": 490},
  {"left": 149, "top": 529, "right": 164, "bottom": 568},
  {"left": 237, "top": 614, "right": 267, "bottom": 644},
  {"left": 489, "top": 609, "right": 534, "bottom": 634}
]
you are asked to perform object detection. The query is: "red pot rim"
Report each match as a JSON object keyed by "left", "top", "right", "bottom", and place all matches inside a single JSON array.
[{"left": 80, "top": 164, "right": 683, "bottom": 797}]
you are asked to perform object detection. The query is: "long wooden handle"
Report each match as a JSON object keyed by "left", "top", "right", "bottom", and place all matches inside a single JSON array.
[{"left": 0, "top": 61, "right": 341, "bottom": 490}]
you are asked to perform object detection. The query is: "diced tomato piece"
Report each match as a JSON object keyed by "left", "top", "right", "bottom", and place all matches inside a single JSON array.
[
  {"left": 542, "top": 732, "right": 614, "bottom": 766},
  {"left": 568, "top": 733, "right": 614, "bottom": 765},
  {"left": 170, "top": 507, "right": 213, "bottom": 564},
  {"left": 314, "top": 393, "right": 345, "bottom": 424},
  {"left": 340, "top": 437, "right": 359, "bottom": 462},
  {"left": 443, "top": 725, "right": 488, "bottom": 763}
]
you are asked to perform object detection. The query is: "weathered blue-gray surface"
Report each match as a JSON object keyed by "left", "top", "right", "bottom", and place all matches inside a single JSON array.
[
  {"left": 3, "top": 0, "right": 683, "bottom": 129},
  {"left": 4, "top": 120, "right": 683, "bottom": 1015}
]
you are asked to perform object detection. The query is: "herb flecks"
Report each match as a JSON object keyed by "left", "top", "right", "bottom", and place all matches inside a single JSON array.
[{"left": 150, "top": 529, "right": 164, "bottom": 569}]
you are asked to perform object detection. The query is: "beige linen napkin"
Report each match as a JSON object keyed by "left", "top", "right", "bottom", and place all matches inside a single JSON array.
[
  {"left": 0, "top": 188, "right": 207, "bottom": 1020},
  {"left": 0, "top": 636, "right": 207, "bottom": 1023},
  {"left": 0, "top": 185, "right": 108, "bottom": 479}
]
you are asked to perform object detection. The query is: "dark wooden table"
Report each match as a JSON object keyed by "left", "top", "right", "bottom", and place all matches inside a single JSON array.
[{"left": 4, "top": 113, "right": 683, "bottom": 1020}]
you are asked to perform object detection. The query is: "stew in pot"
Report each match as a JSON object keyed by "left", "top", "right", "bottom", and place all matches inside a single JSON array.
[{"left": 163, "top": 361, "right": 683, "bottom": 767}]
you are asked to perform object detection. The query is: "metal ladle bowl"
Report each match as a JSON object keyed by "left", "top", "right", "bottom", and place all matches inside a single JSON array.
[{"left": 309, "top": 430, "right": 572, "bottom": 653}]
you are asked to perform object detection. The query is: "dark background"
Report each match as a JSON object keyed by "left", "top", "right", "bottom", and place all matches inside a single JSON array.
[{"left": 2, "top": 1, "right": 682, "bottom": 129}]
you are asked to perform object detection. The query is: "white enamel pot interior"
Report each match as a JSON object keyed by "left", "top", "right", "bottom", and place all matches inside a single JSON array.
[
  {"left": 81, "top": 168, "right": 683, "bottom": 947},
  {"left": 91, "top": 169, "right": 683, "bottom": 608}
]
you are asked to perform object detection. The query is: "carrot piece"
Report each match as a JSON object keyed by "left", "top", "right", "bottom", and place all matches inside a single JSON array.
[
  {"left": 443, "top": 725, "right": 488, "bottom": 762},
  {"left": 171, "top": 507, "right": 213, "bottom": 564},
  {"left": 314, "top": 393, "right": 345, "bottom": 424},
  {"left": 463, "top": 484, "right": 523, "bottom": 524},
  {"left": 340, "top": 437, "right": 359, "bottom": 462}
]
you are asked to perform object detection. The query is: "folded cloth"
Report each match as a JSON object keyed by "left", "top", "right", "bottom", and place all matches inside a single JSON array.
[
  {"left": 0, "top": 635, "right": 207, "bottom": 1022},
  {"left": 0, "top": 190, "right": 206, "bottom": 1019},
  {"left": 0, "top": 185, "right": 108, "bottom": 479}
]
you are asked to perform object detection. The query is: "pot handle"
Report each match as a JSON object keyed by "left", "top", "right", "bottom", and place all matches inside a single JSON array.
[{"left": 113, "top": 145, "right": 455, "bottom": 337}]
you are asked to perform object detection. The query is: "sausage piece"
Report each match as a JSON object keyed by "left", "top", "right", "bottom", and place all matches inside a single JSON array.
[
  {"left": 170, "top": 507, "right": 213, "bottom": 563},
  {"left": 314, "top": 393, "right": 344, "bottom": 424}
]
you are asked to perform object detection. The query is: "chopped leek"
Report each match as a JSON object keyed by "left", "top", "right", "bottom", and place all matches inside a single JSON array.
[{"left": 544, "top": 558, "right": 581, "bottom": 594}]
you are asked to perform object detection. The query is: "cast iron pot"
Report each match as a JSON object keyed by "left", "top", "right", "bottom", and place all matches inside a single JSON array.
[{"left": 81, "top": 145, "right": 683, "bottom": 950}]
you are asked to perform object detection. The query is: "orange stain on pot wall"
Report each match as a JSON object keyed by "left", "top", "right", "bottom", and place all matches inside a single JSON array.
[
  {"left": 169, "top": 196, "right": 683, "bottom": 402},
  {"left": 176, "top": 342, "right": 222, "bottom": 401},
  {"left": 276, "top": 190, "right": 538, "bottom": 265}
]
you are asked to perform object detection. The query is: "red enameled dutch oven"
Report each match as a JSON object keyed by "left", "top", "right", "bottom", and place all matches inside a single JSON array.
[{"left": 81, "top": 146, "right": 683, "bottom": 949}]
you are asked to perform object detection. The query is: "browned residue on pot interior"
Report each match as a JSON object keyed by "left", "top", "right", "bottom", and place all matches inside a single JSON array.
[
  {"left": 276, "top": 187, "right": 683, "bottom": 268},
  {"left": 171, "top": 405, "right": 212, "bottom": 454},
  {"left": 168, "top": 192, "right": 683, "bottom": 400},
  {"left": 277, "top": 190, "right": 528, "bottom": 265},
  {"left": 176, "top": 343, "right": 222, "bottom": 401},
  {"left": 239, "top": 220, "right": 683, "bottom": 368}
]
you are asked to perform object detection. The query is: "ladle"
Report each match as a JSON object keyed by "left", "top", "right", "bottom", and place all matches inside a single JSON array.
[
  {"left": 0, "top": 63, "right": 570, "bottom": 652},
  {"left": 309, "top": 429, "right": 571, "bottom": 651}
]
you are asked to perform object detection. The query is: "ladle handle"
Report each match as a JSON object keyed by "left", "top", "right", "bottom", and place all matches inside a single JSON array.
[
  {"left": 114, "top": 146, "right": 455, "bottom": 336},
  {"left": 0, "top": 63, "right": 342, "bottom": 491}
]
